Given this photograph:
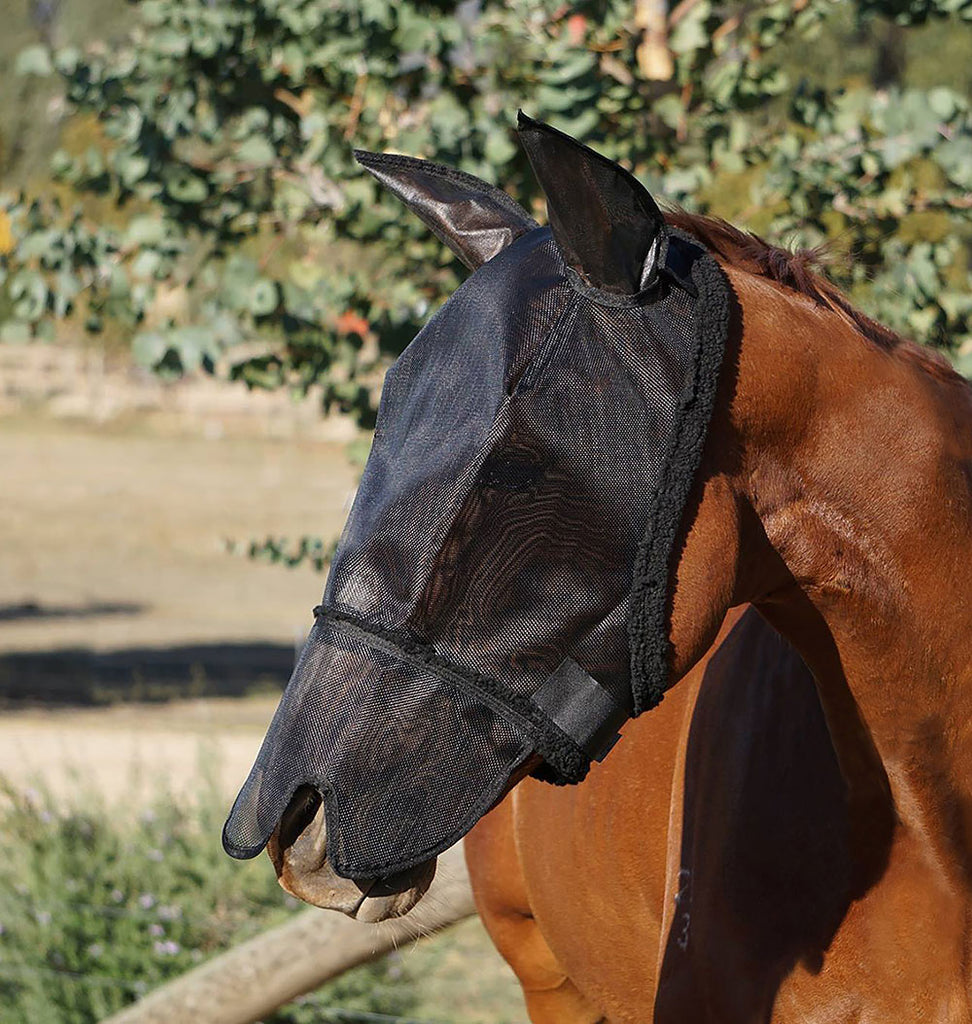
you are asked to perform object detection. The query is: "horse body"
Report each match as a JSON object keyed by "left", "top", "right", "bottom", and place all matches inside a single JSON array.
[
  {"left": 237, "top": 121, "right": 972, "bottom": 1021},
  {"left": 467, "top": 244, "right": 972, "bottom": 1022},
  {"left": 468, "top": 609, "right": 969, "bottom": 1023}
]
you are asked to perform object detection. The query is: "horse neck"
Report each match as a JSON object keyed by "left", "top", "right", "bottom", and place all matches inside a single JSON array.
[{"left": 725, "top": 266, "right": 972, "bottom": 883}]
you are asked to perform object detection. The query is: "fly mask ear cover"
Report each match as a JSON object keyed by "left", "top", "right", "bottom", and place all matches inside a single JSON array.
[
  {"left": 221, "top": 116, "right": 731, "bottom": 881},
  {"left": 515, "top": 111, "right": 730, "bottom": 717}
]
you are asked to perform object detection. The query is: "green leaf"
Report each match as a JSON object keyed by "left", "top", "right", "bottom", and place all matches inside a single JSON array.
[
  {"left": 935, "top": 135, "right": 972, "bottom": 188},
  {"left": 236, "top": 136, "right": 277, "bottom": 167},
  {"left": 0, "top": 321, "right": 31, "bottom": 344},
  {"left": 169, "top": 326, "right": 213, "bottom": 372},
  {"left": 131, "top": 250, "right": 161, "bottom": 279},
  {"left": 9, "top": 271, "right": 48, "bottom": 321},
  {"left": 154, "top": 28, "right": 189, "bottom": 57},
  {"left": 537, "top": 52, "right": 596, "bottom": 86},
  {"left": 249, "top": 279, "right": 280, "bottom": 316},
  {"left": 35, "top": 319, "right": 56, "bottom": 342},
  {"left": 131, "top": 331, "right": 168, "bottom": 368},
  {"left": 670, "top": 1, "right": 711, "bottom": 56},
  {"left": 15, "top": 45, "right": 53, "bottom": 77},
  {"left": 956, "top": 341, "right": 972, "bottom": 379},
  {"left": 549, "top": 107, "right": 601, "bottom": 140},
  {"left": 53, "top": 47, "right": 80, "bottom": 75},
  {"left": 124, "top": 216, "right": 167, "bottom": 248},
  {"left": 50, "top": 150, "right": 78, "bottom": 181},
  {"left": 117, "top": 153, "right": 150, "bottom": 188},
  {"left": 928, "top": 86, "right": 959, "bottom": 120},
  {"left": 483, "top": 129, "right": 517, "bottom": 166},
  {"left": 164, "top": 170, "right": 209, "bottom": 204}
]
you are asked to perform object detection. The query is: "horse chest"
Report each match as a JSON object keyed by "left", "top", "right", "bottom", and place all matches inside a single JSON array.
[{"left": 508, "top": 692, "right": 694, "bottom": 1021}]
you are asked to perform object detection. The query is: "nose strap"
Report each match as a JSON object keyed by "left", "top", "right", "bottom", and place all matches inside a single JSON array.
[{"left": 531, "top": 658, "right": 628, "bottom": 762}]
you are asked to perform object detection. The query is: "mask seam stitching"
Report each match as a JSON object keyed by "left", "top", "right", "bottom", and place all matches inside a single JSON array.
[{"left": 315, "top": 606, "right": 592, "bottom": 784}]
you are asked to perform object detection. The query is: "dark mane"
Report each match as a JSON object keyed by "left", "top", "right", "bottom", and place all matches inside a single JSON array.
[{"left": 665, "top": 210, "right": 965, "bottom": 387}]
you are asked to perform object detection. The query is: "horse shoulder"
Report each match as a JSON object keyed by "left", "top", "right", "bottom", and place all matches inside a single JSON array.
[{"left": 466, "top": 611, "right": 745, "bottom": 1021}]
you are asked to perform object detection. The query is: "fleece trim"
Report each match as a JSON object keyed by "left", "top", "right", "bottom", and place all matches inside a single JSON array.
[{"left": 627, "top": 232, "right": 731, "bottom": 716}]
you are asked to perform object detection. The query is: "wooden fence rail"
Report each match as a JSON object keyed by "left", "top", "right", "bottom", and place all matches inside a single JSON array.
[{"left": 101, "top": 846, "right": 476, "bottom": 1024}]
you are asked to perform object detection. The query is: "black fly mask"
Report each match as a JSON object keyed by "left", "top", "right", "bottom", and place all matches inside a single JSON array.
[{"left": 223, "top": 114, "right": 729, "bottom": 880}]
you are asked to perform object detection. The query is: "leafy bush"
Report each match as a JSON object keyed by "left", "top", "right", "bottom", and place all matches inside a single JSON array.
[
  {"left": 1, "top": 0, "right": 970, "bottom": 408},
  {"left": 0, "top": 772, "right": 419, "bottom": 1024}
]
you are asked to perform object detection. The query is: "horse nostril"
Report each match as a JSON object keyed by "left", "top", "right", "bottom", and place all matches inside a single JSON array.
[{"left": 277, "top": 785, "right": 323, "bottom": 852}]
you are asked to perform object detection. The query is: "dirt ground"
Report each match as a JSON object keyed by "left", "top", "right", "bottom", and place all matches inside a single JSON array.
[
  {"left": 0, "top": 413, "right": 357, "bottom": 652},
  {"left": 0, "top": 697, "right": 277, "bottom": 805},
  {"left": 0, "top": 411, "right": 359, "bottom": 800}
]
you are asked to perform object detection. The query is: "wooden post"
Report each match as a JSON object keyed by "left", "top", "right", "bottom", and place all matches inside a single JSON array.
[
  {"left": 636, "top": 0, "right": 674, "bottom": 81},
  {"left": 101, "top": 846, "right": 476, "bottom": 1024}
]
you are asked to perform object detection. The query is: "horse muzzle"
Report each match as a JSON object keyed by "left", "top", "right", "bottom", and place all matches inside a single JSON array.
[
  {"left": 222, "top": 611, "right": 541, "bottom": 881},
  {"left": 222, "top": 610, "right": 623, "bottom": 883},
  {"left": 267, "top": 785, "right": 437, "bottom": 921}
]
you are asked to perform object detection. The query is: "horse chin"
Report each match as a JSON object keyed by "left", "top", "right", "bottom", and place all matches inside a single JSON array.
[{"left": 266, "top": 785, "right": 436, "bottom": 921}]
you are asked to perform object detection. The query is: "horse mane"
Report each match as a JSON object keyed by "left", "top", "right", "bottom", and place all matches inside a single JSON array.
[{"left": 665, "top": 210, "right": 966, "bottom": 388}]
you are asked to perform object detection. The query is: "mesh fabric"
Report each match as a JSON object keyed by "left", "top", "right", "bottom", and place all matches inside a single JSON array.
[{"left": 223, "top": 225, "right": 728, "bottom": 879}]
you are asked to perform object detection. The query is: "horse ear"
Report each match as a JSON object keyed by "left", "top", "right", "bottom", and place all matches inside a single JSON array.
[
  {"left": 353, "top": 150, "right": 538, "bottom": 271},
  {"left": 516, "top": 112, "right": 667, "bottom": 296}
]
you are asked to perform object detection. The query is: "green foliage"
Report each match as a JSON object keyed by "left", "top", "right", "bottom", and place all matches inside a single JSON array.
[
  {"left": 1, "top": 0, "right": 970, "bottom": 413},
  {"left": 0, "top": 775, "right": 419, "bottom": 1023},
  {"left": 754, "top": 83, "right": 972, "bottom": 345},
  {"left": 230, "top": 533, "right": 338, "bottom": 572},
  {"left": 857, "top": 0, "right": 972, "bottom": 24}
]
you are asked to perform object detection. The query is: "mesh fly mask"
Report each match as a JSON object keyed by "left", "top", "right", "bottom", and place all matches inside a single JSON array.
[{"left": 223, "top": 114, "right": 730, "bottom": 881}]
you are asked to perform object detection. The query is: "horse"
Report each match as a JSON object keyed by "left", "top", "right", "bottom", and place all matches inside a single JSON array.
[
  {"left": 461, "top": 203, "right": 972, "bottom": 1019},
  {"left": 227, "top": 117, "right": 972, "bottom": 1021}
]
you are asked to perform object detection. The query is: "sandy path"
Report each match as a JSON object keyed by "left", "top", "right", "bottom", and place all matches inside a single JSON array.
[
  {"left": 0, "top": 697, "right": 278, "bottom": 806},
  {"left": 0, "top": 415, "right": 358, "bottom": 654}
]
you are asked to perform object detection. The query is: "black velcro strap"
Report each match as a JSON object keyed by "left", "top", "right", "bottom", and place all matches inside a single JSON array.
[
  {"left": 531, "top": 659, "right": 628, "bottom": 762},
  {"left": 662, "top": 235, "right": 701, "bottom": 298}
]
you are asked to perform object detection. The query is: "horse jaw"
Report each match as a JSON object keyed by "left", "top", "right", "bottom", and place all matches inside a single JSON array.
[{"left": 266, "top": 787, "right": 436, "bottom": 921}]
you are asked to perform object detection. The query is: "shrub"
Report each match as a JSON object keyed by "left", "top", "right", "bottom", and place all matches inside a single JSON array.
[
  {"left": 0, "top": 771, "right": 419, "bottom": 1024},
  {"left": 1, "top": 0, "right": 970, "bottom": 412}
]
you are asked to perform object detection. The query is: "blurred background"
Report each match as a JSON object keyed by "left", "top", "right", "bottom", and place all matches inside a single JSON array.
[{"left": 0, "top": 0, "right": 969, "bottom": 1021}]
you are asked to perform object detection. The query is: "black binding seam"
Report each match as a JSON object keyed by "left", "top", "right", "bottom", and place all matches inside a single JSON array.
[
  {"left": 627, "top": 234, "right": 731, "bottom": 716},
  {"left": 314, "top": 605, "right": 592, "bottom": 784},
  {"left": 565, "top": 264, "right": 666, "bottom": 308}
]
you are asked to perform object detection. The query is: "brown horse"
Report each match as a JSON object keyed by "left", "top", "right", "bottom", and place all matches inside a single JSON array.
[
  {"left": 464, "top": 212, "right": 972, "bottom": 1022},
  {"left": 255, "top": 131, "right": 972, "bottom": 1018}
]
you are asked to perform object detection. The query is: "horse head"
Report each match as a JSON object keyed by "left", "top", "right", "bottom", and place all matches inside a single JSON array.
[{"left": 222, "top": 114, "right": 735, "bottom": 920}]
